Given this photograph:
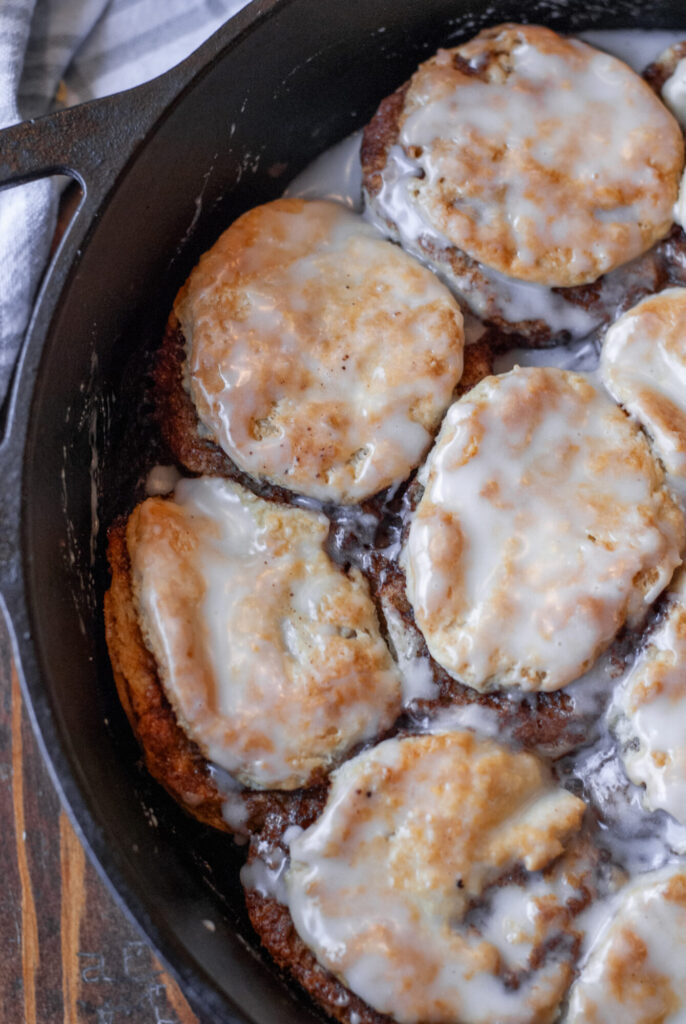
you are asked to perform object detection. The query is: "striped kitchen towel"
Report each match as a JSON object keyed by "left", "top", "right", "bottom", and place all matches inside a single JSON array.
[{"left": 0, "top": 0, "right": 250, "bottom": 407}]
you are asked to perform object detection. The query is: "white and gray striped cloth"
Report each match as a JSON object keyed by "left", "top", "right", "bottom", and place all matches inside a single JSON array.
[{"left": 0, "top": 0, "right": 250, "bottom": 406}]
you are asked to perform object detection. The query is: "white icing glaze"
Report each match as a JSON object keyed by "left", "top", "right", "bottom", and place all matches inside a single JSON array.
[
  {"left": 176, "top": 198, "right": 464, "bottom": 503},
  {"left": 561, "top": 722, "right": 686, "bottom": 873},
  {"left": 207, "top": 763, "right": 250, "bottom": 834},
  {"left": 234, "top": 29, "right": 686, "bottom": 1023},
  {"left": 554, "top": 642, "right": 685, "bottom": 874},
  {"left": 565, "top": 865, "right": 686, "bottom": 1023},
  {"left": 610, "top": 569, "right": 686, "bottom": 826},
  {"left": 128, "top": 477, "right": 402, "bottom": 789},
  {"left": 364, "top": 145, "right": 601, "bottom": 340},
  {"left": 493, "top": 336, "right": 600, "bottom": 375},
  {"left": 419, "top": 701, "right": 503, "bottom": 741},
  {"left": 144, "top": 463, "right": 181, "bottom": 496},
  {"left": 385, "top": 26, "right": 683, "bottom": 287},
  {"left": 601, "top": 287, "right": 686, "bottom": 481},
  {"left": 664, "top": 57, "right": 686, "bottom": 128},
  {"left": 477, "top": 266, "right": 600, "bottom": 336},
  {"left": 126, "top": 30, "right": 686, "bottom": 1024},
  {"left": 404, "top": 367, "right": 684, "bottom": 692},
  {"left": 380, "top": 600, "right": 439, "bottom": 703},
  {"left": 579, "top": 30, "right": 686, "bottom": 71},
  {"left": 286, "top": 731, "right": 589, "bottom": 1024},
  {"left": 284, "top": 131, "right": 363, "bottom": 210},
  {"left": 241, "top": 844, "right": 291, "bottom": 904}
]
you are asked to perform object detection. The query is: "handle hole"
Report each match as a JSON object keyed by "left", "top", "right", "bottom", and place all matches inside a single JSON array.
[{"left": 50, "top": 177, "right": 84, "bottom": 257}]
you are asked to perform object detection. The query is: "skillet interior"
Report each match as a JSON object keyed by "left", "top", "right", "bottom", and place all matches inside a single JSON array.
[{"left": 17, "top": 0, "right": 686, "bottom": 1019}]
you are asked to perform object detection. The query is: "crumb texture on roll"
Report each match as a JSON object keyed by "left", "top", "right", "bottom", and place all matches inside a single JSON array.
[
  {"left": 610, "top": 568, "right": 686, "bottom": 825},
  {"left": 363, "top": 24, "right": 683, "bottom": 289},
  {"left": 565, "top": 866, "right": 686, "bottom": 1024},
  {"left": 174, "top": 197, "right": 464, "bottom": 503},
  {"left": 125, "top": 477, "right": 402, "bottom": 790},
  {"left": 601, "top": 288, "right": 686, "bottom": 480},
  {"left": 404, "top": 367, "right": 685, "bottom": 692},
  {"left": 104, "top": 520, "right": 228, "bottom": 832},
  {"left": 285, "top": 730, "right": 590, "bottom": 1024}
]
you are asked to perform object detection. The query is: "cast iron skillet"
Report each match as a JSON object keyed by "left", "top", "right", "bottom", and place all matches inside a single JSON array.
[{"left": 0, "top": 0, "right": 684, "bottom": 1020}]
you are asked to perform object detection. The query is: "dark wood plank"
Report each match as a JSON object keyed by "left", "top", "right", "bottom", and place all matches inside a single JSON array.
[{"left": 0, "top": 618, "right": 200, "bottom": 1024}]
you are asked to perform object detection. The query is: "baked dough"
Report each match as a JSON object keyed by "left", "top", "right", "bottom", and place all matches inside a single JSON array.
[
  {"left": 565, "top": 866, "right": 686, "bottom": 1024},
  {"left": 601, "top": 288, "right": 686, "bottom": 481},
  {"left": 173, "top": 197, "right": 464, "bottom": 503},
  {"left": 111, "top": 477, "right": 402, "bottom": 791},
  {"left": 285, "top": 730, "right": 589, "bottom": 1024},
  {"left": 363, "top": 23, "right": 682, "bottom": 289},
  {"left": 610, "top": 568, "right": 686, "bottom": 826},
  {"left": 404, "top": 367, "right": 685, "bottom": 692}
]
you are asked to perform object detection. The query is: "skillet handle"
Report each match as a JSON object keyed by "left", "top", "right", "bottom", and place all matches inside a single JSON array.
[
  {"left": 0, "top": 73, "right": 183, "bottom": 197},
  {"left": 0, "top": 0, "right": 254, "bottom": 199}
]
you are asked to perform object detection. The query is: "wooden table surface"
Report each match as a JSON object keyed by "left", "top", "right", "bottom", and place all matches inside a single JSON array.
[
  {"left": 0, "top": 611, "right": 202, "bottom": 1024},
  {"left": 0, "top": 182, "right": 204, "bottom": 1024}
]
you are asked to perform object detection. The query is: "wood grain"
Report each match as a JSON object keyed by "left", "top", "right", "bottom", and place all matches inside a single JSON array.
[
  {"left": 60, "top": 809, "right": 86, "bottom": 1024},
  {"left": 12, "top": 663, "right": 40, "bottom": 1024},
  {"left": 0, "top": 618, "right": 202, "bottom": 1024}
]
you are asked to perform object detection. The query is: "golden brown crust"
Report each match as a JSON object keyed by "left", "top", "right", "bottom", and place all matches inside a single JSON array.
[
  {"left": 154, "top": 315, "right": 298, "bottom": 504},
  {"left": 360, "top": 82, "right": 409, "bottom": 200},
  {"left": 245, "top": 889, "right": 392, "bottom": 1024},
  {"left": 362, "top": 26, "right": 684, "bottom": 343},
  {"left": 155, "top": 313, "right": 458, "bottom": 505},
  {"left": 370, "top": 555, "right": 586, "bottom": 756},
  {"left": 106, "top": 519, "right": 313, "bottom": 835},
  {"left": 105, "top": 520, "right": 231, "bottom": 832},
  {"left": 453, "top": 337, "right": 494, "bottom": 398},
  {"left": 154, "top": 313, "right": 236, "bottom": 478},
  {"left": 244, "top": 783, "right": 594, "bottom": 1024},
  {"left": 168, "top": 199, "right": 466, "bottom": 505},
  {"left": 155, "top": 315, "right": 493, "bottom": 495},
  {"left": 400, "top": 27, "right": 680, "bottom": 284},
  {"left": 125, "top": 485, "right": 404, "bottom": 791},
  {"left": 244, "top": 801, "right": 388, "bottom": 1024}
]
